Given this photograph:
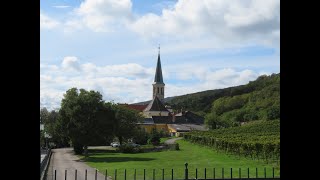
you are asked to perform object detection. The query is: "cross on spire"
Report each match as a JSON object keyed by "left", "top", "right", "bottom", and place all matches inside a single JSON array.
[{"left": 158, "top": 44, "right": 160, "bottom": 54}]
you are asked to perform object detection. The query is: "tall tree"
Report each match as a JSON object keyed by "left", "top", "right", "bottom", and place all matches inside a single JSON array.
[{"left": 59, "top": 88, "right": 113, "bottom": 156}]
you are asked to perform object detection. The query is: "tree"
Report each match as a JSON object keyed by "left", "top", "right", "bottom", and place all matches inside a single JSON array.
[
  {"left": 205, "top": 111, "right": 219, "bottom": 130},
  {"left": 59, "top": 88, "right": 113, "bottom": 157},
  {"left": 148, "top": 128, "right": 161, "bottom": 146},
  {"left": 112, "top": 104, "right": 144, "bottom": 145}
]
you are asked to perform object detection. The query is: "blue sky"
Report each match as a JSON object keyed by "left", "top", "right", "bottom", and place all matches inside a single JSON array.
[{"left": 40, "top": 0, "right": 280, "bottom": 110}]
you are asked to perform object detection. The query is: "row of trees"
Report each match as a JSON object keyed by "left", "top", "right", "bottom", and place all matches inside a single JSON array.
[{"left": 40, "top": 88, "right": 145, "bottom": 156}]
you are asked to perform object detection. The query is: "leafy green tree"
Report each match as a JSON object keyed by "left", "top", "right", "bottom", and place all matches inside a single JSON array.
[
  {"left": 112, "top": 104, "right": 144, "bottom": 145},
  {"left": 205, "top": 111, "right": 219, "bottom": 130},
  {"left": 59, "top": 88, "right": 113, "bottom": 156}
]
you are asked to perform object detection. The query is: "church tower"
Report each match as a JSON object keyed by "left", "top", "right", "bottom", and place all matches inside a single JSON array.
[{"left": 153, "top": 46, "right": 165, "bottom": 101}]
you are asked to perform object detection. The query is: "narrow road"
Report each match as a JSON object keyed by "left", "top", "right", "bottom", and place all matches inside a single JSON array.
[
  {"left": 45, "top": 148, "right": 109, "bottom": 180},
  {"left": 164, "top": 137, "right": 183, "bottom": 144}
]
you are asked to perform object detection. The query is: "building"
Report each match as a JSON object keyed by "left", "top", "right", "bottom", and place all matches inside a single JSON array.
[{"left": 124, "top": 46, "right": 208, "bottom": 136}]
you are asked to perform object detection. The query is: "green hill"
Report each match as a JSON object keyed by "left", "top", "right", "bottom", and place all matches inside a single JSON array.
[{"left": 165, "top": 73, "right": 280, "bottom": 115}]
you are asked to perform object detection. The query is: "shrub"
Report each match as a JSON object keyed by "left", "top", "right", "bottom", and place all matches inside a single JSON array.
[
  {"left": 118, "top": 144, "right": 142, "bottom": 153},
  {"left": 73, "top": 142, "right": 84, "bottom": 154},
  {"left": 175, "top": 143, "right": 180, "bottom": 150}
]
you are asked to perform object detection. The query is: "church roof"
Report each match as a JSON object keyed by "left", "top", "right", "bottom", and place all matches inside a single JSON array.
[
  {"left": 154, "top": 52, "right": 164, "bottom": 84},
  {"left": 144, "top": 96, "right": 168, "bottom": 112},
  {"left": 121, "top": 104, "right": 148, "bottom": 112}
]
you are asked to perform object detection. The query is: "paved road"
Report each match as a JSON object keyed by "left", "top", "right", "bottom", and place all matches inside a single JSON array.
[
  {"left": 45, "top": 148, "right": 109, "bottom": 180},
  {"left": 164, "top": 137, "right": 183, "bottom": 144}
]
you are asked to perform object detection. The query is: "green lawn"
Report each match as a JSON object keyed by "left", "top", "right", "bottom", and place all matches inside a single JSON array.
[{"left": 82, "top": 139, "right": 280, "bottom": 179}]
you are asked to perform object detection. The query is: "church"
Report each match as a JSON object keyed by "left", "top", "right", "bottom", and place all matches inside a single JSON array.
[{"left": 123, "top": 47, "right": 206, "bottom": 137}]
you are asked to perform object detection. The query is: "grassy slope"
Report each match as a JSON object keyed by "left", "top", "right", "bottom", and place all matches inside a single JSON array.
[{"left": 82, "top": 140, "right": 280, "bottom": 179}]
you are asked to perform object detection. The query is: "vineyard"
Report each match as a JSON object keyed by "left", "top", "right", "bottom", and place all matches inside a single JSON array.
[{"left": 184, "top": 120, "right": 280, "bottom": 163}]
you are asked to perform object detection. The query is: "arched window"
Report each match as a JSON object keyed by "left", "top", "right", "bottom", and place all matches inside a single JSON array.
[
  {"left": 161, "top": 88, "right": 163, "bottom": 95},
  {"left": 157, "top": 87, "right": 159, "bottom": 93}
]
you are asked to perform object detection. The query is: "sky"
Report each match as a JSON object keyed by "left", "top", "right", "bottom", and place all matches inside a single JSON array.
[{"left": 40, "top": 0, "right": 280, "bottom": 110}]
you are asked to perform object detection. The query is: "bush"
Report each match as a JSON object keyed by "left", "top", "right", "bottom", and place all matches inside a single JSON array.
[
  {"left": 73, "top": 142, "right": 84, "bottom": 154},
  {"left": 175, "top": 143, "right": 180, "bottom": 150},
  {"left": 118, "top": 144, "right": 142, "bottom": 153}
]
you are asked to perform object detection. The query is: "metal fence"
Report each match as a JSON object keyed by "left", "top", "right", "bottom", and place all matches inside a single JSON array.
[
  {"left": 48, "top": 163, "right": 280, "bottom": 180},
  {"left": 41, "top": 148, "right": 52, "bottom": 180}
]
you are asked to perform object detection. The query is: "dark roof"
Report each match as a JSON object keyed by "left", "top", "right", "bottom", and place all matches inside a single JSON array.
[
  {"left": 144, "top": 96, "right": 168, "bottom": 112},
  {"left": 154, "top": 52, "right": 164, "bottom": 84},
  {"left": 152, "top": 116, "right": 172, "bottom": 124},
  {"left": 121, "top": 104, "right": 148, "bottom": 112}
]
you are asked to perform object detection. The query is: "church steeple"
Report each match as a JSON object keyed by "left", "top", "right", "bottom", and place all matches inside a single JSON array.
[
  {"left": 152, "top": 45, "right": 165, "bottom": 101},
  {"left": 154, "top": 45, "right": 164, "bottom": 83}
]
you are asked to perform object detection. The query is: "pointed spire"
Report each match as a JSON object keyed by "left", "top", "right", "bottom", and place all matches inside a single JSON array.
[{"left": 154, "top": 45, "right": 164, "bottom": 83}]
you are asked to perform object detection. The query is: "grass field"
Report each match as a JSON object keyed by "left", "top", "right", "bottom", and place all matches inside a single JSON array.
[{"left": 82, "top": 139, "right": 280, "bottom": 179}]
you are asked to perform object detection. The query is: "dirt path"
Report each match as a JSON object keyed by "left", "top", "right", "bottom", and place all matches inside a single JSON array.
[
  {"left": 45, "top": 148, "right": 109, "bottom": 180},
  {"left": 164, "top": 137, "right": 183, "bottom": 144}
]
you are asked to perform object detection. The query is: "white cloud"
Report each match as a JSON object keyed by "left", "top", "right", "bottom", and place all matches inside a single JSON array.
[
  {"left": 75, "top": 0, "right": 133, "bottom": 32},
  {"left": 128, "top": 0, "right": 280, "bottom": 47},
  {"left": 41, "top": 56, "right": 268, "bottom": 110},
  {"left": 40, "top": 13, "right": 60, "bottom": 29},
  {"left": 62, "top": 56, "right": 82, "bottom": 71}
]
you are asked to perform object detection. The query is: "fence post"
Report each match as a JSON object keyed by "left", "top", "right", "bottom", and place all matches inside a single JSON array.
[
  {"left": 65, "top": 169, "right": 67, "bottom": 180},
  {"left": 162, "top": 169, "right": 164, "bottom": 180},
  {"left": 205, "top": 168, "right": 207, "bottom": 179},
  {"left": 222, "top": 168, "right": 224, "bottom": 179},
  {"left": 239, "top": 168, "right": 241, "bottom": 179},
  {"left": 273, "top": 167, "right": 274, "bottom": 178},
  {"left": 115, "top": 169, "right": 117, "bottom": 180},
  {"left": 256, "top": 168, "right": 258, "bottom": 178},
  {"left": 153, "top": 169, "right": 155, "bottom": 180},
  {"left": 247, "top": 168, "right": 249, "bottom": 179},
  {"left": 124, "top": 169, "right": 126, "bottom": 180},
  {"left": 264, "top": 167, "right": 266, "bottom": 178},
  {"left": 213, "top": 168, "right": 215, "bottom": 179},
  {"left": 85, "top": 169, "right": 87, "bottom": 180},
  {"left": 184, "top": 163, "right": 188, "bottom": 180},
  {"left": 230, "top": 168, "right": 232, "bottom": 179},
  {"left": 144, "top": 169, "right": 145, "bottom": 180},
  {"left": 105, "top": 169, "right": 107, "bottom": 180},
  {"left": 196, "top": 168, "right": 198, "bottom": 179},
  {"left": 134, "top": 169, "right": 136, "bottom": 180},
  {"left": 54, "top": 170, "right": 56, "bottom": 180},
  {"left": 95, "top": 169, "right": 98, "bottom": 180},
  {"left": 172, "top": 169, "right": 174, "bottom": 180},
  {"left": 75, "top": 169, "right": 77, "bottom": 180}
]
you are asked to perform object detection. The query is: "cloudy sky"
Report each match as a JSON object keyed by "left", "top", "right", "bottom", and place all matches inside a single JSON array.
[{"left": 40, "top": 0, "right": 280, "bottom": 110}]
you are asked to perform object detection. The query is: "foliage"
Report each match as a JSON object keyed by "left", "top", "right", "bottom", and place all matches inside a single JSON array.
[
  {"left": 203, "top": 74, "right": 280, "bottom": 128},
  {"left": 166, "top": 73, "right": 280, "bottom": 114},
  {"left": 58, "top": 88, "right": 114, "bottom": 156},
  {"left": 148, "top": 128, "right": 161, "bottom": 146},
  {"left": 184, "top": 120, "right": 280, "bottom": 163},
  {"left": 112, "top": 104, "right": 144, "bottom": 145},
  {"left": 118, "top": 144, "right": 142, "bottom": 153}
]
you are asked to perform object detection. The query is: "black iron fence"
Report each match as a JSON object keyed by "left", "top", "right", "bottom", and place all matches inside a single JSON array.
[{"left": 48, "top": 163, "right": 280, "bottom": 180}]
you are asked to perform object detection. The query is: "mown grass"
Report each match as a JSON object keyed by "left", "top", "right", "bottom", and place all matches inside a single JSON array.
[{"left": 81, "top": 139, "right": 280, "bottom": 179}]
